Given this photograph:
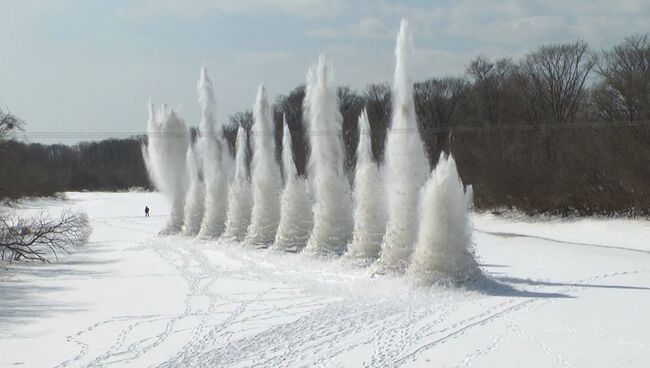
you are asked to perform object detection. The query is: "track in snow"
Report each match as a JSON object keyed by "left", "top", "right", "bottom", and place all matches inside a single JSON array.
[{"left": 2, "top": 192, "right": 650, "bottom": 368}]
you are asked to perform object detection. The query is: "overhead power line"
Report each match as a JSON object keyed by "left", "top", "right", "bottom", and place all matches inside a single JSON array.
[{"left": 12, "top": 119, "right": 650, "bottom": 140}]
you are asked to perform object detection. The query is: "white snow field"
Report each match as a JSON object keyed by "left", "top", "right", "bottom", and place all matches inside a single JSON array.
[{"left": 1, "top": 192, "right": 649, "bottom": 367}]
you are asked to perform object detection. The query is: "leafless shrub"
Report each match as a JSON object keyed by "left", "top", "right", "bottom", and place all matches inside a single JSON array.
[{"left": 0, "top": 210, "right": 92, "bottom": 263}]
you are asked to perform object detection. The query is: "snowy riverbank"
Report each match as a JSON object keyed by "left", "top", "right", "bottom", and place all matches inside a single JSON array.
[{"left": 1, "top": 192, "right": 649, "bottom": 367}]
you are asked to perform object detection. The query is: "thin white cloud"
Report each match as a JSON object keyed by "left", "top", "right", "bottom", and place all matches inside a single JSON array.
[
  {"left": 200, "top": 0, "right": 348, "bottom": 17},
  {"left": 443, "top": 0, "right": 649, "bottom": 47},
  {"left": 413, "top": 48, "right": 471, "bottom": 78},
  {"left": 307, "top": 17, "right": 392, "bottom": 39},
  {"left": 115, "top": 0, "right": 215, "bottom": 21},
  {"left": 377, "top": 2, "right": 443, "bottom": 39},
  {"left": 5, "top": 0, "right": 650, "bottom": 140},
  {"left": 116, "top": 0, "right": 347, "bottom": 22},
  {"left": 237, "top": 51, "right": 297, "bottom": 64},
  {"left": 476, "top": 16, "right": 571, "bottom": 45}
]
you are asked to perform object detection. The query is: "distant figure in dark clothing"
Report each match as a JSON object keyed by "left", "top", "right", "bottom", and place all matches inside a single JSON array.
[{"left": 145, "top": 206, "right": 150, "bottom": 217}]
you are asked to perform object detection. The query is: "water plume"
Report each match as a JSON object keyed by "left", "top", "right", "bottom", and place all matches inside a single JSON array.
[
  {"left": 346, "top": 109, "right": 385, "bottom": 261},
  {"left": 304, "top": 55, "right": 353, "bottom": 255},
  {"left": 223, "top": 126, "right": 253, "bottom": 241},
  {"left": 197, "top": 67, "right": 232, "bottom": 238},
  {"left": 408, "top": 154, "right": 479, "bottom": 283},
  {"left": 378, "top": 19, "right": 428, "bottom": 271},
  {"left": 245, "top": 85, "right": 282, "bottom": 246},
  {"left": 182, "top": 144, "right": 205, "bottom": 236},
  {"left": 273, "top": 117, "right": 313, "bottom": 252},
  {"left": 465, "top": 184, "right": 474, "bottom": 210},
  {"left": 143, "top": 102, "right": 191, "bottom": 234}
]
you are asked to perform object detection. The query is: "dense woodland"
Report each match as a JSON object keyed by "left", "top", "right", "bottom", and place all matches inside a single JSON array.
[
  {"left": 2, "top": 35, "right": 650, "bottom": 215},
  {"left": 0, "top": 138, "right": 150, "bottom": 199}
]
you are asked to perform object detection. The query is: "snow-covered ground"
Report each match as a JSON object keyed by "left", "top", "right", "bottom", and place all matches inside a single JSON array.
[{"left": 1, "top": 192, "right": 649, "bottom": 367}]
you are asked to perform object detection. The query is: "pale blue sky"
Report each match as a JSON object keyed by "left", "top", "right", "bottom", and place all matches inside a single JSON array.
[{"left": 1, "top": 0, "right": 648, "bottom": 143}]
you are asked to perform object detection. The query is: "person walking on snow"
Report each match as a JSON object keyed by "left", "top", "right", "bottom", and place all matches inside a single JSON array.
[{"left": 145, "top": 206, "right": 150, "bottom": 217}]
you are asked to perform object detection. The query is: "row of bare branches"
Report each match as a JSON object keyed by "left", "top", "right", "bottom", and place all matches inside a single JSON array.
[{"left": 0, "top": 210, "right": 91, "bottom": 263}]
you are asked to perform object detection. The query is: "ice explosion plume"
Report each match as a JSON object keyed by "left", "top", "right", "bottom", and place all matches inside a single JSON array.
[
  {"left": 245, "top": 86, "right": 282, "bottom": 246},
  {"left": 408, "top": 154, "right": 478, "bottom": 283},
  {"left": 143, "top": 103, "right": 191, "bottom": 234},
  {"left": 379, "top": 19, "right": 429, "bottom": 271},
  {"left": 143, "top": 19, "right": 480, "bottom": 286},
  {"left": 346, "top": 109, "right": 385, "bottom": 261},
  {"left": 223, "top": 126, "right": 252, "bottom": 240},
  {"left": 273, "top": 117, "right": 313, "bottom": 252},
  {"left": 182, "top": 144, "right": 205, "bottom": 236},
  {"left": 197, "top": 67, "right": 231, "bottom": 238},
  {"left": 304, "top": 56, "right": 353, "bottom": 255}
]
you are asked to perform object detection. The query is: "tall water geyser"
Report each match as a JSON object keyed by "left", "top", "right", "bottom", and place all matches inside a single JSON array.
[
  {"left": 273, "top": 117, "right": 313, "bottom": 252},
  {"left": 182, "top": 144, "right": 205, "bottom": 236},
  {"left": 304, "top": 55, "right": 353, "bottom": 255},
  {"left": 378, "top": 19, "right": 428, "bottom": 271},
  {"left": 197, "top": 67, "right": 232, "bottom": 238},
  {"left": 143, "top": 103, "right": 191, "bottom": 234},
  {"left": 223, "top": 126, "right": 253, "bottom": 240},
  {"left": 346, "top": 109, "right": 386, "bottom": 261},
  {"left": 245, "top": 85, "right": 282, "bottom": 246}
]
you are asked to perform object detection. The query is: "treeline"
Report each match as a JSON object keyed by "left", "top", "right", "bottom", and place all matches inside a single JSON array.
[
  {"left": 0, "top": 138, "right": 150, "bottom": 199},
  {"left": 228, "top": 35, "right": 650, "bottom": 216},
  {"left": 3, "top": 34, "right": 650, "bottom": 215}
]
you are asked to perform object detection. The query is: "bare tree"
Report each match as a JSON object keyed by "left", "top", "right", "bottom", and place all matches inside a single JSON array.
[
  {"left": 595, "top": 34, "right": 650, "bottom": 122},
  {"left": 338, "top": 86, "right": 364, "bottom": 173},
  {"left": 0, "top": 210, "right": 91, "bottom": 263},
  {"left": 0, "top": 108, "right": 24, "bottom": 141},
  {"left": 466, "top": 56, "right": 515, "bottom": 126},
  {"left": 517, "top": 41, "right": 596, "bottom": 125},
  {"left": 273, "top": 86, "right": 307, "bottom": 175},
  {"left": 0, "top": 109, "right": 25, "bottom": 197},
  {"left": 0, "top": 109, "right": 92, "bottom": 264},
  {"left": 414, "top": 77, "right": 470, "bottom": 162},
  {"left": 225, "top": 110, "right": 254, "bottom": 157},
  {"left": 363, "top": 83, "right": 391, "bottom": 163},
  {"left": 230, "top": 110, "right": 255, "bottom": 131},
  {"left": 590, "top": 80, "right": 627, "bottom": 122}
]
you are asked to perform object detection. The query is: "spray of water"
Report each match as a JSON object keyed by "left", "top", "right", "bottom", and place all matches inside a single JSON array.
[
  {"left": 181, "top": 144, "right": 205, "bottom": 236},
  {"left": 197, "top": 67, "right": 232, "bottom": 238},
  {"left": 273, "top": 117, "right": 314, "bottom": 252},
  {"left": 223, "top": 126, "right": 253, "bottom": 241},
  {"left": 304, "top": 56, "right": 353, "bottom": 255},
  {"left": 465, "top": 184, "right": 474, "bottom": 211},
  {"left": 378, "top": 19, "right": 429, "bottom": 271},
  {"left": 143, "top": 102, "right": 191, "bottom": 234},
  {"left": 408, "top": 154, "right": 478, "bottom": 283},
  {"left": 346, "top": 109, "right": 386, "bottom": 261},
  {"left": 245, "top": 85, "right": 282, "bottom": 246}
]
